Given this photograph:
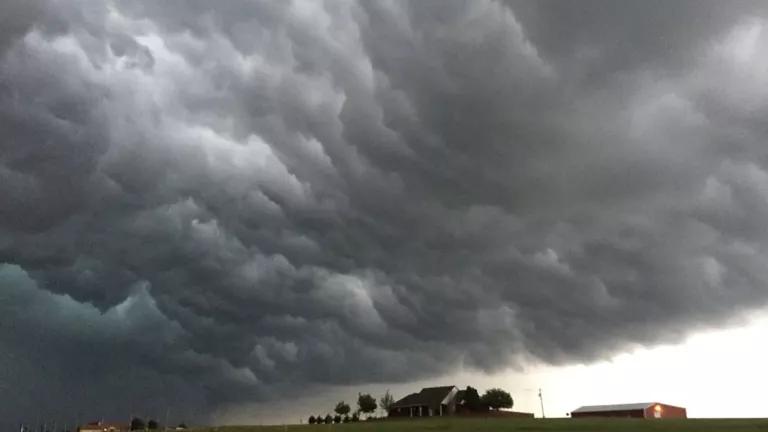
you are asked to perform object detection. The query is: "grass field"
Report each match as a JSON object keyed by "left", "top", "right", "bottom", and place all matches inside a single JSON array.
[{"left": 201, "top": 417, "right": 768, "bottom": 432}]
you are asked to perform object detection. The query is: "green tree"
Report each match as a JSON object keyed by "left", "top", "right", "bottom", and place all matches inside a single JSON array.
[
  {"left": 129, "top": 418, "right": 145, "bottom": 431},
  {"left": 357, "top": 393, "right": 377, "bottom": 418},
  {"left": 481, "top": 388, "right": 513, "bottom": 411},
  {"left": 323, "top": 415, "right": 332, "bottom": 424},
  {"left": 334, "top": 401, "right": 351, "bottom": 416},
  {"left": 379, "top": 390, "right": 395, "bottom": 415},
  {"left": 307, "top": 416, "right": 316, "bottom": 424},
  {"left": 147, "top": 420, "right": 159, "bottom": 430},
  {"left": 463, "top": 386, "right": 483, "bottom": 411}
]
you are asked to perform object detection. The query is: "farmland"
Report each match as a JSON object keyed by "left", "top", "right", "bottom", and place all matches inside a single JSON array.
[{"left": 200, "top": 417, "right": 768, "bottom": 432}]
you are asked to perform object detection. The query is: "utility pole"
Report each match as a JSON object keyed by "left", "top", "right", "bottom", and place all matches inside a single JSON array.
[{"left": 538, "top": 389, "right": 545, "bottom": 419}]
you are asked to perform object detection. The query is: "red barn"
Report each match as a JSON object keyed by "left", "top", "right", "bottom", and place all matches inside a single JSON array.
[{"left": 571, "top": 402, "right": 687, "bottom": 419}]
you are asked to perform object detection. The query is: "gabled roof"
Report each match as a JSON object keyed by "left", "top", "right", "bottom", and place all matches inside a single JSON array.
[
  {"left": 391, "top": 392, "right": 422, "bottom": 408},
  {"left": 572, "top": 402, "right": 655, "bottom": 413},
  {"left": 390, "top": 386, "right": 457, "bottom": 409},
  {"left": 419, "top": 386, "right": 457, "bottom": 406}
]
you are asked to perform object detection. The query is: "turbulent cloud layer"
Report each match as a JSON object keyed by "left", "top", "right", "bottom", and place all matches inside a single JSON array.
[{"left": 3, "top": 0, "right": 768, "bottom": 426}]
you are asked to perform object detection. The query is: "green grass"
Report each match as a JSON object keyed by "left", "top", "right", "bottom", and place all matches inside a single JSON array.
[{"left": 199, "top": 417, "right": 768, "bottom": 432}]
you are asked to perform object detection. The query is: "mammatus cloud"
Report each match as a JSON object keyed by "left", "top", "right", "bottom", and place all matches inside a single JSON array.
[{"left": 3, "top": 0, "right": 768, "bottom": 426}]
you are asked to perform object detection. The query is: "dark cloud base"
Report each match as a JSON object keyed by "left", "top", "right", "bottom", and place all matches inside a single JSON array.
[{"left": 3, "top": 0, "right": 768, "bottom": 426}]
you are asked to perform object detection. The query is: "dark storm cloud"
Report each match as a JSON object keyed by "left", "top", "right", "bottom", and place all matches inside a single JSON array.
[{"left": 3, "top": 0, "right": 768, "bottom": 425}]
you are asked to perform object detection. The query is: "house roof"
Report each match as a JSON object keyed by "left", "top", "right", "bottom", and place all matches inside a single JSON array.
[
  {"left": 391, "top": 392, "right": 422, "bottom": 408},
  {"left": 420, "top": 386, "right": 457, "bottom": 406},
  {"left": 572, "top": 403, "right": 655, "bottom": 413},
  {"left": 390, "top": 386, "right": 457, "bottom": 409}
]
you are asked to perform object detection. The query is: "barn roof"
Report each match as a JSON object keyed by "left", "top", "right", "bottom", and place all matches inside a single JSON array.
[{"left": 572, "top": 402, "right": 655, "bottom": 413}]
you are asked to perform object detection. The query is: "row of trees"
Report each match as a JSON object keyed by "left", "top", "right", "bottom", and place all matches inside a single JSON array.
[
  {"left": 128, "top": 418, "right": 186, "bottom": 431},
  {"left": 129, "top": 418, "right": 158, "bottom": 431},
  {"left": 461, "top": 387, "right": 514, "bottom": 411},
  {"left": 306, "top": 414, "right": 357, "bottom": 425},
  {"left": 308, "top": 391, "right": 393, "bottom": 424}
]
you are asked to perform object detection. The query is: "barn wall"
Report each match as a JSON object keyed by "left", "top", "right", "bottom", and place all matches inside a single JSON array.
[
  {"left": 643, "top": 404, "right": 687, "bottom": 419},
  {"left": 571, "top": 409, "right": 644, "bottom": 418}
]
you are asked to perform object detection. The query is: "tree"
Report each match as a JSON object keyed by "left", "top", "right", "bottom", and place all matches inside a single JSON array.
[
  {"left": 129, "top": 418, "right": 145, "bottom": 431},
  {"left": 323, "top": 415, "right": 332, "bottom": 424},
  {"left": 357, "top": 393, "right": 377, "bottom": 418},
  {"left": 147, "top": 420, "right": 159, "bottom": 430},
  {"left": 334, "top": 401, "right": 351, "bottom": 416},
  {"left": 379, "top": 390, "right": 395, "bottom": 415},
  {"left": 307, "top": 416, "right": 316, "bottom": 425},
  {"left": 333, "top": 415, "right": 341, "bottom": 424},
  {"left": 463, "top": 386, "right": 484, "bottom": 412},
  {"left": 342, "top": 416, "right": 350, "bottom": 423},
  {"left": 351, "top": 413, "right": 360, "bottom": 422},
  {"left": 481, "top": 388, "right": 513, "bottom": 411}
]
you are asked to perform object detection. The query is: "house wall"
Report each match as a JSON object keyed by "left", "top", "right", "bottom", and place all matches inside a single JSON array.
[
  {"left": 442, "top": 387, "right": 459, "bottom": 415},
  {"left": 388, "top": 407, "right": 410, "bottom": 417},
  {"left": 388, "top": 406, "right": 428, "bottom": 417}
]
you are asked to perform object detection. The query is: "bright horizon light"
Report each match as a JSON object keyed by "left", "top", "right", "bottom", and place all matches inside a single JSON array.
[
  {"left": 496, "top": 310, "right": 768, "bottom": 419},
  {"left": 217, "top": 310, "right": 768, "bottom": 424}
]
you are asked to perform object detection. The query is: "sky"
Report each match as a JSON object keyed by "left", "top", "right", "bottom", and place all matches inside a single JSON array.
[{"left": 3, "top": 0, "right": 768, "bottom": 427}]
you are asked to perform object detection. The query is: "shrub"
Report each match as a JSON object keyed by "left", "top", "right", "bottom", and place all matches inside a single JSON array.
[{"left": 129, "top": 418, "right": 144, "bottom": 431}]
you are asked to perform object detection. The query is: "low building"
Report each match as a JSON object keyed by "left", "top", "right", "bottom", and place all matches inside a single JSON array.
[
  {"left": 78, "top": 422, "right": 128, "bottom": 432},
  {"left": 571, "top": 402, "right": 687, "bottom": 419},
  {"left": 389, "top": 386, "right": 460, "bottom": 417}
]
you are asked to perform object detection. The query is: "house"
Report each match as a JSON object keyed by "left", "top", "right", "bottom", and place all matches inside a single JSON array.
[
  {"left": 388, "top": 386, "right": 460, "bottom": 417},
  {"left": 571, "top": 402, "right": 687, "bottom": 419},
  {"left": 388, "top": 385, "right": 535, "bottom": 419}
]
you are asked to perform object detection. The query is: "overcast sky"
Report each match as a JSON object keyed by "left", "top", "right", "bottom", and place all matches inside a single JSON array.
[{"left": 3, "top": 0, "right": 768, "bottom": 427}]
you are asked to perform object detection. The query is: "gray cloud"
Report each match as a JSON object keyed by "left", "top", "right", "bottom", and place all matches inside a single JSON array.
[{"left": 3, "top": 0, "right": 768, "bottom": 426}]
